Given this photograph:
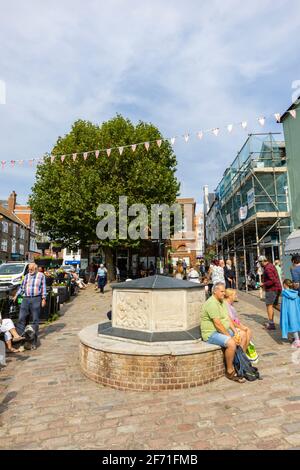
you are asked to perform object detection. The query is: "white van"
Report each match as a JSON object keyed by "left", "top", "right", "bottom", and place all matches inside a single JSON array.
[{"left": 0, "top": 262, "right": 29, "bottom": 288}]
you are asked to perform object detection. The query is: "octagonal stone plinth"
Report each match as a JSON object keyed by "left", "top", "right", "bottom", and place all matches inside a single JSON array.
[
  {"left": 79, "top": 276, "right": 225, "bottom": 391},
  {"left": 79, "top": 324, "right": 225, "bottom": 391},
  {"left": 109, "top": 275, "right": 205, "bottom": 340}
]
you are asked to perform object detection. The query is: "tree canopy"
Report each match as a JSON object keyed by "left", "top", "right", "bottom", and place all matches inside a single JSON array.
[{"left": 29, "top": 115, "right": 180, "bottom": 249}]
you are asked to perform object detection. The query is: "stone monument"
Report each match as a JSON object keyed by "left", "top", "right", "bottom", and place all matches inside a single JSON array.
[{"left": 79, "top": 276, "right": 224, "bottom": 391}]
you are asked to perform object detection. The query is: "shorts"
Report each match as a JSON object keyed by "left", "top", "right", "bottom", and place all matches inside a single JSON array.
[
  {"left": 265, "top": 291, "right": 281, "bottom": 306},
  {"left": 207, "top": 329, "right": 234, "bottom": 348}
]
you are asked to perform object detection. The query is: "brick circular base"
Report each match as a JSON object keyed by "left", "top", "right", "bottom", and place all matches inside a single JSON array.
[{"left": 79, "top": 325, "right": 225, "bottom": 391}]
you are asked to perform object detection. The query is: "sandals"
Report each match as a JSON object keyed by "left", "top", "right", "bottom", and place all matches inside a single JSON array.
[
  {"left": 12, "top": 336, "right": 25, "bottom": 343},
  {"left": 225, "top": 370, "right": 246, "bottom": 383}
]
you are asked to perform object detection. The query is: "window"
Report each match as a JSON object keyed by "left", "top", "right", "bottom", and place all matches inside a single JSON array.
[
  {"left": 20, "top": 228, "right": 25, "bottom": 239},
  {"left": 30, "top": 238, "right": 37, "bottom": 252},
  {"left": 13, "top": 224, "right": 17, "bottom": 236},
  {"left": 0, "top": 263, "right": 25, "bottom": 275},
  {"left": 2, "top": 221, "right": 8, "bottom": 233},
  {"left": 19, "top": 244, "right": 24, "bottom": 255},
  {"left": 1, "top": 239, "right": 8, "bottom": 252},
  {"left": 12, "top": 238, "right": 17, "bottom": 253}
]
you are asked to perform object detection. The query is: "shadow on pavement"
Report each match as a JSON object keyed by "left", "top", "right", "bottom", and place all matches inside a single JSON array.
[
  {"left": 242, "top": 312, "right": 287, "bottom": 345},
  {"left": 39, "top": 322, "right": 66, "bottom": 341},
  {"left": 0, "top": 390, "right": 17, "bottom": 415}
]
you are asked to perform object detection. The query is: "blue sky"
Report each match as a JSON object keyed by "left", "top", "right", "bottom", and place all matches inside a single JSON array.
[{"left": 0, "top": 0, "right": 300, "bottom": 206}]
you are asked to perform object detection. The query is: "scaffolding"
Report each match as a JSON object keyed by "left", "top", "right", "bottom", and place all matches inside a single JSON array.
[{"left": 214, "top": 133, "right": 291, "bottom": 290}]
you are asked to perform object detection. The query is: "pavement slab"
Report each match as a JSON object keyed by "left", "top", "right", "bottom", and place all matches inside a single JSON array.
[{"left": 1, "top": 284, "right": 300, "bottom": 449}]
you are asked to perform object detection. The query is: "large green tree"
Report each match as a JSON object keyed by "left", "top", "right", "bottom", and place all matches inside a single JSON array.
[{"left": 30, "top": 115, "right": 180, "bottom": 249}]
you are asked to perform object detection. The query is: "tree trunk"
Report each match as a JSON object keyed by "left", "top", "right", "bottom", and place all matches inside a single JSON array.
[{"left": 104, "top": 247, "right": 114, "bottom": 281}]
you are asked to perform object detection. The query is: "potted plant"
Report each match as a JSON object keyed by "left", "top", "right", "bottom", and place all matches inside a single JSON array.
[
  {"left": 51, "top": 241, "right": 63, "bottom": 258},
  {"left": 36, "top": 235, "right": 51, "bottom": 255},
  {"left": 35, "top": 256, "right": 53, "bottom": 267}
]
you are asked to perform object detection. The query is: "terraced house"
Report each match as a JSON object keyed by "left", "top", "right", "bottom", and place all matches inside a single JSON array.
[{"left": 0, "top": 191, "right": 40, "bottom": 263}]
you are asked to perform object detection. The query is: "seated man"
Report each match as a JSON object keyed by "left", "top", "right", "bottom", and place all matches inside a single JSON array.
[{"left": 200, "top": 282, "right": 245, "bottom": 383}]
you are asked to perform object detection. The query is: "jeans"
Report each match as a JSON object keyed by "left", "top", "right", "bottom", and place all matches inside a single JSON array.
[
  {"left": 17, "top": 296, "right": 41, "bottom": 345},
  {"left": 98, "top": 277, "right": 106, "bottom": 294}
]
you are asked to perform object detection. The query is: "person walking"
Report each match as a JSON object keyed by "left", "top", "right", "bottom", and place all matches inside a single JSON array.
[
  {"left": 280, "top": 279, "right": 300, "bottom": 348},
  {"left": 96, "top": 263, "right": 107, "bottom": 294},
  {"left": 209, "top": 259, "right": 225, "bottom": 286},
  {"left": 224, "top": 259, "right": 236, "bottom": 289},
  {"left": 291, "top": 255, "right": 300, "bottom": 296},
  {"left": 13, "top": 263, "right": 46, "bottom": 349},
  {"left": 258, "top": 255, "right": 282, "bottom": 330}
]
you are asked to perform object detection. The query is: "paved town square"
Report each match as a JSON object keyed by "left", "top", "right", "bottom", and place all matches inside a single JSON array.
[
  {"left": 1, "top": 1, "right": 300, "bottom": 455},
  {"left": 1, "top": 286, "right": 300, "bottom": 450}
]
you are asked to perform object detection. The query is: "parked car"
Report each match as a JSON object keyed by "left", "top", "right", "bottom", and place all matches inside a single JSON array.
[
  {"left": 0, "top": 262, "right": 29, "bottom": 288},
  {"left": 61, "top": 265, "right": 77, "bottom": 273}
]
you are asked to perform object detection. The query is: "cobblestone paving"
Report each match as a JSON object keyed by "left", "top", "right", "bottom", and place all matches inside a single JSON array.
[{"left": 1, "top": 286, "right": 300, "bottom": 450}]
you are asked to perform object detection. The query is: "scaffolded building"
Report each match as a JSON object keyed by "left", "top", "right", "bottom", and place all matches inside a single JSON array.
[{"left": 214, "top": 133, "right": 291, "bottom": 289}]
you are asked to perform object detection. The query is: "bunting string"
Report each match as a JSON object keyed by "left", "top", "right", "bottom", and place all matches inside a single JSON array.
[{"left": 0, "top": 110, "right": 296, "bottom": 170}]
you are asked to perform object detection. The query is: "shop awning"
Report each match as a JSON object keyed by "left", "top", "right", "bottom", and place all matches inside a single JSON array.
[{"left": 285, "top": 229, "right": 300, "bottom": 255}]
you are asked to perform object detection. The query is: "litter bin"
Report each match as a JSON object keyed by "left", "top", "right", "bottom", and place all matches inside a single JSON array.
[{"left": 40, "top": 290, "right": 51, "bottom": 321}]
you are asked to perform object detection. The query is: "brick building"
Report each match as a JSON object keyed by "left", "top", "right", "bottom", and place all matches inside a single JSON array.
[
  {"left": 0, "top": 191, "right": 41, "bottom": 263},
  {"left": 169, "top": 197, "right": 198, "bottom": 268}
]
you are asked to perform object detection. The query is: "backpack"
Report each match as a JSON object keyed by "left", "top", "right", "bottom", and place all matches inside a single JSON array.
[{"left": 233, "top": 346, "right": 261, "bottom": 381}]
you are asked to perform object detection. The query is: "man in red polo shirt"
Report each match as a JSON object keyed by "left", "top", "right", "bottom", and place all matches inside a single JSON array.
[{"left": 258, "top": 255, "right": 282, "bottom": 330}]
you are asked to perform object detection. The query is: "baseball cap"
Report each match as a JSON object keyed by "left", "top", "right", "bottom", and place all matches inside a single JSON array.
[{"left": 258, "top": 255, "right": 267, "bottom": 262}]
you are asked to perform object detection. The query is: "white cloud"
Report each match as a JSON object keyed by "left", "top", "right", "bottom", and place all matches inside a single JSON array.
[{"left": 0, "top": 0, "right": 300, "bottom": 206}]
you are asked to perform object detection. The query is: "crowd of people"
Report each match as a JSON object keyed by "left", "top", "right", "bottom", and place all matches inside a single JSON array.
[{"left": 2, "top": 255, "right": 300, "bottom": 383}]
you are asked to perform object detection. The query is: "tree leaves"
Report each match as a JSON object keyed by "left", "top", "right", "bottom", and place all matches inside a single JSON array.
[{"left": 30, "top": 115, "right": 180, "bottom": 249}]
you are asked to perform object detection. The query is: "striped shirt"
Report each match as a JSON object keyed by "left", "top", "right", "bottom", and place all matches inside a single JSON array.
[{"left": 17, "top": 272, "right": 47, "bottom": 298}]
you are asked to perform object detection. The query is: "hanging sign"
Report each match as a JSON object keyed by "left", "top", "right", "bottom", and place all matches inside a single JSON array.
[
  {"left": 238, "top": 205, "right": 248, "bottom": 221},
  {"left": 247, "top": 188, "right": 255, "bottom": 209}
]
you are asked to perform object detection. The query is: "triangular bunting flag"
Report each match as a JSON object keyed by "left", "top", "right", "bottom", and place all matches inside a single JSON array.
[
  {"left": 50, "top": 155, "right": 55, "bottom": 164},
  {"left": 72, "top": 154, "right": 77, "bottom": 162},
  {"left": 227, "top": 124, "right": 233, "bottom": 133},
  {"left": 11, "top": 160, "right": 15, "bottom": 167},
  {"left": 118, "top": 147, "right": 124, "bottom": 155},
  {"left": 170, "top": 137, "right": 176, "bottom": 146},
  {"left": 156, "top": 139, "right": 162, "bottom": 148},
  {"left": 258, "top": 117, "right": 265, "bottom": 126},
  {"left": 29, "top": 160, "right": 33, "bottom": 166},
  {"left": 1, "top": 161, "right": 5, "bottom": 169},
  {"left": 131, "top": 144, "right": 137, "bottom": 152},
  {"left": 95, "top": 150, "right": 100, "bottom": 159},
  {"left": 213, "top": 128, "right": 220, "bottom": 137},
  {"left": 274, "top": 113, "right": 281, "bottom": 122},
  {"left": 61, "top": 155, "right": 65, "bottom": 163},
  {"left": 241, "top": 121, "right": 247, "bottom": 129},
  {"left": 107, "top": 149, "right": 111, "bottom": 157},
  {"left": 289, "top": 109, "right": 297, "bottom": 119},
  {"left": 184, "top": 134, "right": 189, "bottom": 142},
  {"left": 18, "top": 160, "right": 23, "bottom": 166},
  {"left": 144, "top": 142, "right": 150, "bottom": 151},
  {"left": 197, "top": 131, "right": 203, "bottom": 140},
  {"left": 83, "top": 152, "right": 88, "bottom": 161}
]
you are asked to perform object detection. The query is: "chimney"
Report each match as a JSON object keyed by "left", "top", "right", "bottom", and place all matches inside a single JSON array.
[{"left": 8, "top": 191, "right": 17, "bottom": 212}]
